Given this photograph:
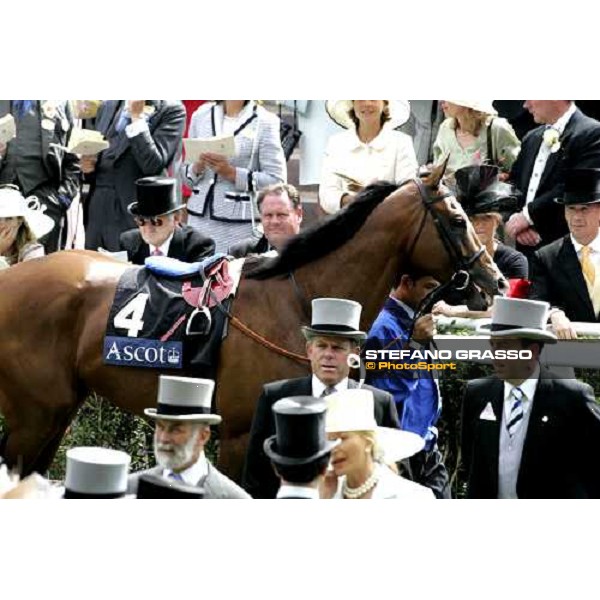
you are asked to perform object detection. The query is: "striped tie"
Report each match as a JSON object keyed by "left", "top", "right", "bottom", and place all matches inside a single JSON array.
[
  {"left": 507, "top": 387, "right": 525, "bottom": 438},
  {"left": 321, "top": 386, "right": 335, "bottom": 397}
]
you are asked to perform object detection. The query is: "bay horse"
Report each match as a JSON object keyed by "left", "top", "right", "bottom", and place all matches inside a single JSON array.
[{"left": 0, "top": 168, "right": 505, "bottom": 480}]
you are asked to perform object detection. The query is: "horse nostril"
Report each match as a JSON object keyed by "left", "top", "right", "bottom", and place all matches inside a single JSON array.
[{"left": 497, "top": 277, "right": 509, "bottom": 294}]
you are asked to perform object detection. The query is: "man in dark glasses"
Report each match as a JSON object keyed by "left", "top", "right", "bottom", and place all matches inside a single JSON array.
[{"left": 120, "top": 176, "right": 215, "bottom": 265}]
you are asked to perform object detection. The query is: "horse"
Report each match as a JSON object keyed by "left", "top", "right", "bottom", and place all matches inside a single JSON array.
[{"left": 0, "top": 167, "right": 506, "bottom": 480}]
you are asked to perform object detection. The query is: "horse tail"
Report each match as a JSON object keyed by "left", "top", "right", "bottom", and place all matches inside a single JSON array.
[{"left": 247, "top": 181, "right": 400, "bottom": 280}]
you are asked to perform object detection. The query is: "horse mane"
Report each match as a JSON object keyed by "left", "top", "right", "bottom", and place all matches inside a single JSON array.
[{"left": 246, "top": 181, "right": 400, "bottom": 280}]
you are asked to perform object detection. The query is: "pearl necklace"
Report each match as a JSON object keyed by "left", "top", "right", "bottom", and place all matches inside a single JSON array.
[{"left": 343, "top": 470, "right": 379, "bottom": 499}]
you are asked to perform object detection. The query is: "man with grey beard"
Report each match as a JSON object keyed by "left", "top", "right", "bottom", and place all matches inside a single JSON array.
[{"left": 127, "top": 375, "right": 250, "bottom": 499}]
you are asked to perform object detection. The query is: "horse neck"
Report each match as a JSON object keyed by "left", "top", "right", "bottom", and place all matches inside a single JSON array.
[{"left": 295, "top": 200, "right": 419, "bottom": 325}]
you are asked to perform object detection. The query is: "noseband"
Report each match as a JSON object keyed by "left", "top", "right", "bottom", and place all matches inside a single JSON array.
[{"left": 406, "top": 177, "right": 485, "bottom": 287}]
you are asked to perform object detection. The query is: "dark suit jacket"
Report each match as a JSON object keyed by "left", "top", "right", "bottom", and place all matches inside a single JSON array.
[
  {"left": 510, "top": 108, "right": 600, "bottom": 245},
  {"left": 461, "top": 369, "right": 600, "bottom": 498},
  {"left": 85, "top": 100, "right": 186, "bottom": 250},
  {"left": 119, "top": 224, "right": 215, "bottom": 265},
  {"left": 228, "top": 234, "right": 269, "bottom": 258},
  {"left": 529, "top": 235, "right": 598, "bottom": 322},
  {"left": 242, "top": 376, "right": 399, "bottom": 499},
  {"left": 0, "top": 100, "right": 80, "bottom": 207}
]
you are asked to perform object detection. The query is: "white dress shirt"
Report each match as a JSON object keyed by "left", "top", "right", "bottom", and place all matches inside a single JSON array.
[
  {"left": 523, "top": 102, "right": 577, "bottom": 223},
  {"left": 163, "top": 451, "right": 208, "bottom": 486},
  {"left": 312, "top": 375, "right": 349, "bottom": 397},
  {"left": 150, "top": 231, "right": 174, "bottom": 257}
]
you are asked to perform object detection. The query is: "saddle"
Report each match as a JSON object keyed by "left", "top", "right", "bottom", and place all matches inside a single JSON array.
[{"left": 145, "top": 253, "right": 235, "bottom": 337}]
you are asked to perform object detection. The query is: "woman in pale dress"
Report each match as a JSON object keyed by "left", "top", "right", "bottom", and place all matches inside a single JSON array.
[
  {"left": 0, "top": 185, "right": 53, "bottom": 269},
  {"left": 433, "top": 100, "right": 520, "bottom": 182},
  {"left": 320, "top": 389, "right": 434, "bottom": 500},
  {"left": 319, "top": 100, "right": 418, "bottom": 214}
]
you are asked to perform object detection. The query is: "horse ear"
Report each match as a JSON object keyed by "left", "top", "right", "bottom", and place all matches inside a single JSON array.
[{"left": 425, "top": 156, "right": 449, "bottom": 188}]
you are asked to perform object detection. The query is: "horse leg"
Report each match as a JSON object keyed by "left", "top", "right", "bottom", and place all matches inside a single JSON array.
[{"left": 0, "top": 381, "right": 81, "bottom": 477}]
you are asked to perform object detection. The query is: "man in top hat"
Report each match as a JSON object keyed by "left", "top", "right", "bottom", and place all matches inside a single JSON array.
[
  {"left": 264, "top": 397, "right": 337, "bottom": 499},
  {"left": 127, "top": 375, "right": 250, "bottom": 499},
  {"left": 461, "top": 297, "right": 600, "bottom": 498},
  {"left": 507, "top": 101, "right": 600, "bottom": 255},
  {"left": 63, "top": 447, "right": 131, "bottom": 499},
  {"left": 242, "top": 297, "right": 400, "bottom": 499},
  {"left": 119, "top": 176, "right": 215, "bottom": 265},
  {"left": 529, "top": 168, "right": 600, "bottom": 338},
  {"left": 83, "top": 100, "right": 186, "bottom": 252}
]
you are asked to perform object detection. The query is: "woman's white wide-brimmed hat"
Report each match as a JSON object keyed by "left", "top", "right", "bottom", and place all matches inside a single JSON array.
[
  {"left": 326, "top": 100, "right": 411, "bottom": 130},
  {"left": 445, "top": 100, "right": 497, "bottom": 115},
  {"left": 325, "top": 389, "right": 424, "bottom": 461},
  {"left": 0, "top": 185, "right": 54, "bottom": 239}
]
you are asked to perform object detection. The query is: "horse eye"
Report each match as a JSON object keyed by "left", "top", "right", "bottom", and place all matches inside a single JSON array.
[{"left": 452, "top": 216, "right": 467, "bottom": 229}]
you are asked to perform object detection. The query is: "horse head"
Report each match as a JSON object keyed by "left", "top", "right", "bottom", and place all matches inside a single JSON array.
[{"left": 407, "top": 161, "right": 507, "bottom": 310}]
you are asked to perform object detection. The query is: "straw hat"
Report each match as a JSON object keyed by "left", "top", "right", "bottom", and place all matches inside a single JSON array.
[
  {"left": 325, "top": 389, "right": 424, "bottom": 462},
  {"left": 326, "top": 100, "right": 411, "bottom": 130},
  {"left": 0, "top": 185, "right": 54, "bottom": 239},
  {"left": 445, "top": 100, "right": 497, "bottom": 115}
]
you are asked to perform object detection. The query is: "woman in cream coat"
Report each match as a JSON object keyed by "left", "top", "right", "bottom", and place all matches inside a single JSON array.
[{"left": 319, "top": 100, "right": 418, "bottom": 215}]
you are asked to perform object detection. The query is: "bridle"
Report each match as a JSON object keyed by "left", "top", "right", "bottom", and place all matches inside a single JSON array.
[{"left": 403, "top": 177, "right": 486, "bottom": 338}]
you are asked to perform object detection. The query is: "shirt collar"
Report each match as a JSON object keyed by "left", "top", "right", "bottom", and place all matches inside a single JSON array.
[
  {"left": 348, "top": 122, "right": 393, "bottom": 151},
  {"left": 312, "top": 375, "right": 349, "bottom": 397},
  {"left": 503, "top": 363, "right": 541, "bottom": 404},
  {"left": 389, "top": 296, "right": 415, "bottom": 319},
  {"left": 551, "top": 102, "right": 576, "bottom": 135},
  {"left": 570, "top": 231, "right": 600, "bottom": 254},
  {"left": 276, "top": 484, "right": 320, "bottom": 499},
  {"left": 150, "top": 231, "right": 174, "bottom": 257},
  {"left": 163, "top": 451, "right": 208, "bottom": 486}
]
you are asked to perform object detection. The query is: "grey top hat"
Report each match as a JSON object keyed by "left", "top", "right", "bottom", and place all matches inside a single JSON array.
[
  {"left": 476, "top": 297, "right": 557, "bottom": 342},
  {"left": 64, "top": 447, "right": 131, "bottom": 499},
  {"left": 144, "top": 376, "right": 222, "bottom": 424},
  {"left": 301, "top": 298, "right": 366, "bottom": 342}
]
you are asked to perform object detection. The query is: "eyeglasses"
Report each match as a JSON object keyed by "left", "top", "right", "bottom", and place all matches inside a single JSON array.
[{"left": 135, "top": 216, "right": 164, "bottom": 227}]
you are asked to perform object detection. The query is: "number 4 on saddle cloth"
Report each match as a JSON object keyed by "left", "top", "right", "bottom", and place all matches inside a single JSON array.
[{"left": 104, "top": 253, "right": 243, "bottom": 375}]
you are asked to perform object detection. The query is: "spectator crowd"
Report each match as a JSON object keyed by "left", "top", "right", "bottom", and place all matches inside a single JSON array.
[{"left": 2, "top": 99, "right": 600, "bottom": 500}]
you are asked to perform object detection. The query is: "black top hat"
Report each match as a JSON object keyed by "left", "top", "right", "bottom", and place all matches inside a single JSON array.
[
  {"left": 127, "top": 176, "right": 185, "bottom": 218},
  {"left": 136, "top": 474, "right": 205, "bottom": 499},
  {"left": 555, "top": 168, "right": 600, "bottom": 205},
  {"left": 263, "top": 397, "right": 338, "bottom": 466},
  {"left": 454, "top": 165, "right": 520, "bottom": 216}
]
